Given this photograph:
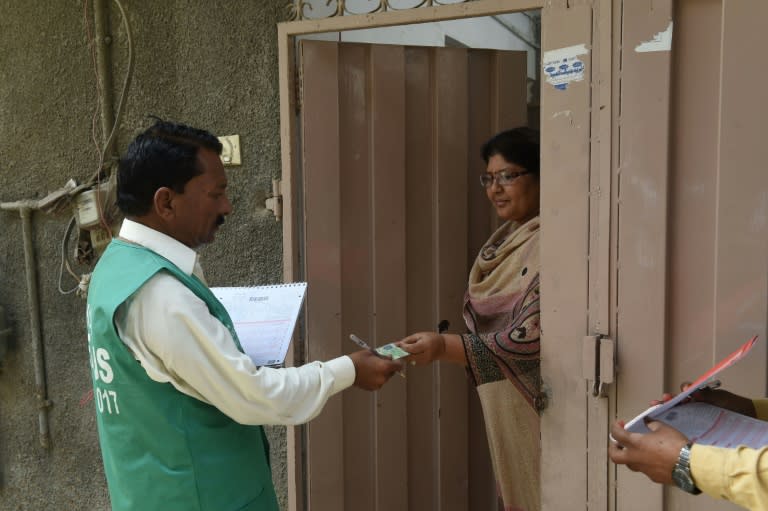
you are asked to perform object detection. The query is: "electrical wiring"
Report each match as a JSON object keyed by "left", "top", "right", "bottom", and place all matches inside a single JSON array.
[
  {"left": 93, "top": 0, "right": 134, "bottom": 238},
  {"left": 95, "top": 0, "right": 133, "bottom": 182},
  {"left": 57, "top": 217, "right": 82, "bottom": 295},
  {"left": 81, "top": 0, "right": 134, "bottom": 243},
  {"left": 53, "top": 0, "right": 134, "bottom": 294},
  {"left": 82, "top": 0, "right": 113, "bottom": 245},
  {"left": 83, "top": 0, "right": 104, "bottom": 159},
  {"left": 56, "top": 0, "right": 136, "bottom": 291}
]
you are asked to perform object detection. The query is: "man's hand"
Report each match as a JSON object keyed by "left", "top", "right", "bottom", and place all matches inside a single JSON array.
[
  {"left": 690, "top": 387, "right": 756, "bottom": 417},
  {"left": 348, "top": 350, "right": 404, "bottom": 391},
  {"left": 609, "top": 420, "right": 688, "bottom": 485},
  {"left": 652, "top": 383, "right": 756, "bottom": 418}
]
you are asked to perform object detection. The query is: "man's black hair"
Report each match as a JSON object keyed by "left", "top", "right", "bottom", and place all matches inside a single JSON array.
[
  {"left": 117, "top": 119, "right": 223, "bottom": 216},
  {"left": 481, "top": 127, "right": 540, "bottom": 178}
]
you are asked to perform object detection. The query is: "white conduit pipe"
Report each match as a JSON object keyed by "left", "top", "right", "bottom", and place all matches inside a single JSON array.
[
  {"left": 93, "top": 0, "right": 115, "bottom": 159},
  {"left": 19, "top": 207, "right": 52, "bottom": 449},
  {"left": 1, "top": 202, "right": 51, "bottom": 449}
]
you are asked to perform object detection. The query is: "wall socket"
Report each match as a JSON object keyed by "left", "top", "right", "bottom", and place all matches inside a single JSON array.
[{"left": 218, "top": 135, "right": 241, "bottom": 166}]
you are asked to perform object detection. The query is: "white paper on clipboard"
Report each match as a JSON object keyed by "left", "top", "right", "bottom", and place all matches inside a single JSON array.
[
  {"left": 211, "top": 283, "right": 307, "bottom": 367},
  {"left": 617, "top": 335, "right": 759, "bottom": 444}
]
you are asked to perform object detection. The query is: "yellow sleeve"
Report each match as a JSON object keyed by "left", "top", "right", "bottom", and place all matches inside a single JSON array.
[
  {"left": 753, "top": 400, "right": 768, "bottom": 421},
  {"left": 691, "top": 444, "right": 768, "bottom": 510}
]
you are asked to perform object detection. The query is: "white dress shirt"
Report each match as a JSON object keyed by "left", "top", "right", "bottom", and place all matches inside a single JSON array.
[{"left": 113, "top": 219, "right": 355, "bottom": 425}]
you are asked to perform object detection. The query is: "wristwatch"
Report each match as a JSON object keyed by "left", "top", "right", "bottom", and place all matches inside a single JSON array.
[{"left": 671, "top": 442, "right": 702, "bottom": 495}]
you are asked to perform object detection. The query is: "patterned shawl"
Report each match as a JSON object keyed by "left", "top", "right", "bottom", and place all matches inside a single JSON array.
[{"left": 461, "top": 216, "right": 541, "bottom": 410}]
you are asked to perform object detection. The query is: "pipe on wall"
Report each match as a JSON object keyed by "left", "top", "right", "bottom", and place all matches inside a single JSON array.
[
  {"left": 1, "top": 199, "right": 54, "bottom": 449},
  {"left": 93, "top": 0, "right": 116, "bottom": 161},
  {"left": 0, "top": 0, "right": 126, "bottom": 450},
  {"left": 19, "top": 207, "right": 51, "bottom": 449}
]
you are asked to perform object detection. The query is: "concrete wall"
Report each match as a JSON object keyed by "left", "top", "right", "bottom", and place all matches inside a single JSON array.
[{"left": 0, "top": 1, "right": 288, "bottom": 509}]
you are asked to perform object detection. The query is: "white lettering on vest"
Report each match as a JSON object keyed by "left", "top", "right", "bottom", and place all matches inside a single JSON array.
[
  {"left": 96, "top": 348, "right": 114, "bottom": 383},
  {"left": 88, "top": 345, "right": 97, "bottom": 380},
  {"left": 96, "top": 387, "right": 120, "bottom": 415}
]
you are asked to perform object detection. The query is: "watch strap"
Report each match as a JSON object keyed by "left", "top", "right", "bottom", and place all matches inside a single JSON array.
[{"left": 674, "top": 442, "right": 702, "bottom": 495}]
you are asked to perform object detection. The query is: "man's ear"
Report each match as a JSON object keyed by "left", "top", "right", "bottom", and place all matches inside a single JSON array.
[{"left": 153, "top": 187, "right": 176, "bottom": 220}]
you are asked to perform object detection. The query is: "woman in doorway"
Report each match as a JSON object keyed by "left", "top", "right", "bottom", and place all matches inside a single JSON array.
[{"left": 399, "top": 127, "right": 542, "bottom": 511}]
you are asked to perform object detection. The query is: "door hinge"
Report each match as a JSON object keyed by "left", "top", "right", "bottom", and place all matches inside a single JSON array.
[
  {"left": 265, "top": 178, "right": 283, "bottom": 222},
  {"left": 295, "top": 58, "right": 303, "bottom": 114},
  {"left": 582, "top": 334, "right": 615, "bottom": 398}
]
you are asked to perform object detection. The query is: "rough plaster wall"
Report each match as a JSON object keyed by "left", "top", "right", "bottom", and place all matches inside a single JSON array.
[{"left": 0, "top": 1, "right": 289, "bottom": 509}]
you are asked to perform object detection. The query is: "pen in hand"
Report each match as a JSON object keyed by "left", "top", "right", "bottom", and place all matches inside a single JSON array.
[
  {"left": 349, "top": 334, "right": 377, "bottom": 354},
  {"left": 349, "top": 334, "right": 406, "bottom": 378}
]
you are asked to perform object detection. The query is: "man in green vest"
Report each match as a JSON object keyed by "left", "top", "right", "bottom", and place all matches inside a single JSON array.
[{"left": 86, "top": 119, "right": 403, "bottom": 511}]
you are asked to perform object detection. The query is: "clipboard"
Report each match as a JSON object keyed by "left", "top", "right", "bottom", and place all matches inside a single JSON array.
[{"left": 212, "top": 283, "right": 307, "bottom": 367}]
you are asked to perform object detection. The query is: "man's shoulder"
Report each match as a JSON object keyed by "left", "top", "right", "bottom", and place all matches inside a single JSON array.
[
  {"left": 93, "top": 241, "right": 180, "bottom": 283},
  {"left": 131, "top": 270, "right": 201, "bottom": 310},
  {"left": 90, "top": 242, "right": 186, "bottom": 308}
]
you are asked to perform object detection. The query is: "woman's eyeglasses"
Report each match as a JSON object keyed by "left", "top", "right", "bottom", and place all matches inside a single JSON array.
[{"left": 479, "top": 169, "right": 531, "bottom": 188}]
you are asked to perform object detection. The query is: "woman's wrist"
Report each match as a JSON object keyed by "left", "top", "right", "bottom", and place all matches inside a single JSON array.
[{"left": 439, "top": 334, "right": 468, "bottom": 365}]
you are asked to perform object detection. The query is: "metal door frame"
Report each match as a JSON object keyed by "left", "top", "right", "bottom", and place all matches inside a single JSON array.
[{"left": 277, "top": 2, "right": 606, "bottom": 510}]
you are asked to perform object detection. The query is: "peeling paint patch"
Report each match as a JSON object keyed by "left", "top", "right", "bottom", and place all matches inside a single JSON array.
[
  {"left": 542, "top": 44, "right": 588, "bottom": 90},
  {"left": 551, "top": 110, "right": 573, "bottom": 119},
  {"left": 551, "top": 110, "right": 574, "bottom": 126},
  {"left": 635, "top": 22, "right": 673, "bottom": 53}
]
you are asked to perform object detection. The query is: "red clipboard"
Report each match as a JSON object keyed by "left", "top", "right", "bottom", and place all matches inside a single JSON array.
[{"left": 622, "top": 335, "right": 759, "bottom": 434}]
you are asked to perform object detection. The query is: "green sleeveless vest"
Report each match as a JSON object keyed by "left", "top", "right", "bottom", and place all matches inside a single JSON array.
[{"left": 86, "top": 239, "right": 278, "bottom": 511}]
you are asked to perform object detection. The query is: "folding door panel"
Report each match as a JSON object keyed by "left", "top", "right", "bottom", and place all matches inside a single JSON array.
[
  {"left": 299, "top": 39, "right": 527, "bottom": 511},
  {"left": 665, "top": 1, "right": 768, "bottom": 510}
]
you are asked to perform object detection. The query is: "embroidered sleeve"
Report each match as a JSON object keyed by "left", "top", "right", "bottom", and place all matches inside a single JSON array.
[{"left": 462, "top": 275, "right": 541, "bottom": 407}]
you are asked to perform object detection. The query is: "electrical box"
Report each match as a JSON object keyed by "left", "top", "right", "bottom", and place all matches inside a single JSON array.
[
  {"left": 90, "top": 226, "right": 114, "bottom": 253},
  {"left": 74, "top": 180, "right": 115, "bottom": 231}
]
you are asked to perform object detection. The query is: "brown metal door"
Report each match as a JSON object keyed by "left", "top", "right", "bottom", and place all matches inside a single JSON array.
[
  {"left": 615, "top": 1, "right": 768, "bottom": 510},
  {"left": 610, "top": 1, "right": 675, "bottom": 508},
  {"left": 298, "top": 40, "right": 527, "bottom": 511},
  {"left": 540, "top": 2, "right": 768, "bottom": 510},
  {"left": 538, "top": 3, "right": 595, "bottom": 511}
]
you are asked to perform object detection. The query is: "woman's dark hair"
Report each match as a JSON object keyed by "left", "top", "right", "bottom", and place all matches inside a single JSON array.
[
  {"left": 117, "top": 119, "right": 223, "bottom": 216},
  {"left": 481, "top": 127, "right": 540, "bottom": 177}
]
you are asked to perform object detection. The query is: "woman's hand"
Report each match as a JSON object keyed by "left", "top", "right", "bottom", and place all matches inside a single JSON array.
[{"left": 398, "top": 332, "right": 445, "bottom": 366}]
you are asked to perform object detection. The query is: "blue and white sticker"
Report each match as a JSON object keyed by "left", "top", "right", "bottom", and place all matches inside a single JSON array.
[{"left": 542, "top": 44, "right": 589, "bottom": 91}]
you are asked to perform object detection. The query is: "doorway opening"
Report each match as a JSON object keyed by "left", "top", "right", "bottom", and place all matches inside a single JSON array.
[
  {"left": 279, "top": 4, "right": 544, "bottom": 511},
  {"left": 299, "top": 12, "right": 541, "bottom": 127}
]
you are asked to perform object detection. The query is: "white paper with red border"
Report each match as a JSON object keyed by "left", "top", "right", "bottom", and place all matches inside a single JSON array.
[{"left": 617, "top": 336, "right": 766, "bottom": 447}]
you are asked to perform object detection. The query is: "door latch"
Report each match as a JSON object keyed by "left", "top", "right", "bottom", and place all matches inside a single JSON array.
[{"left": 582, "top": 334, "right": 615, "bottom": 397}]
